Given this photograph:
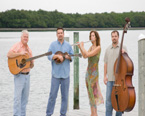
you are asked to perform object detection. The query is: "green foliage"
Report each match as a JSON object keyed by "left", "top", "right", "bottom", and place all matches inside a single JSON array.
[{"left": 0, "top": 9, "right": 145, "bottom": 28}]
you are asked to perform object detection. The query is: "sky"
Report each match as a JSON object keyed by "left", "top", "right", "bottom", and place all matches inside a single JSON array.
[{"left": 0, "top": 0, "right": 145, "bottom": 14}]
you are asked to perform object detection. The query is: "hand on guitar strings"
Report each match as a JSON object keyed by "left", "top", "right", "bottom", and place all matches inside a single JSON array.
[
  {"left": 30, "top": 61, "right": 34, "bottom": 68},
  {"left": 20, "top": 51, "right": 28, "bottom": 56},
  {"left": 54, "top": 54, "right": 64, "bottom": 63}
]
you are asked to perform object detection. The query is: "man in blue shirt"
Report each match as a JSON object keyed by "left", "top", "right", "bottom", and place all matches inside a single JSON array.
[{"left": 46, "top": 28, "right": 74, "bottom": 116}]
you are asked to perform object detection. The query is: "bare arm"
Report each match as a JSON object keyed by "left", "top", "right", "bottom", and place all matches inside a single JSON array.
[
  {"left": 104, "top": 63, "right": 108, "bottom": 85},
  {"left": 77, "top": 43, "right": 87, "bottom": 58},
  {"left": 81, "top": 45, "right": 101, "bottom": 58},
  {"left": 79, "top": 46, "right": 88, "bottom": 58},
  {"left": 7, "top": 51, "right": 27, "bottom": 58}
]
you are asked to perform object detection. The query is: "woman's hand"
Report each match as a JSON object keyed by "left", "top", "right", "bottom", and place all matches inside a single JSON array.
[
  {"left": 80, "top": 42, "right": 84, "bottom": 48},
  {"left": 77, "top": 42, "right": 81, "bottom": 49}
]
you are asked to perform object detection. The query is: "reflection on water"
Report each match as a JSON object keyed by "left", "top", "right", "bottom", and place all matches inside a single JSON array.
[{"left": 0, "top": 30, "right": 143, "bottom": 115}]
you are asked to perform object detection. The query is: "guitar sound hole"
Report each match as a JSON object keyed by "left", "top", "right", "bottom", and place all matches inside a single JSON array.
[
  {"left": 16, "top": 59, "right": 26, "bottom": 68},
  {"left": 21, "top": 59, "right": 26, "bottom": 64}
]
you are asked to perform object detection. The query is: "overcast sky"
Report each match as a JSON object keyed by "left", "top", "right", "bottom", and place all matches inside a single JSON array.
[{"left": 0, "top": 0, "right": 145, "bottom": 14}]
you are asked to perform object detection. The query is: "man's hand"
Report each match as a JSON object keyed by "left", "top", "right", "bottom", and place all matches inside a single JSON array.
[
  {"left": 30, "top": 61, "right": 34, "bottom": 68},
  {"left": 57, "top": 55, "right": 64, "bottom": 62},
  {"left": 65, "top": 54, "right": 71, "bottom": 61},
  {"left": 53, "top": 54, "right": 64, "bottom": 63},
  {"left": 55, "top": 55, "right": 63, "bottom": 62},
  {"left": 104, "top": 76, "right": 108, "bottom": 85},
  {"left": 122, "top": 49, "right": 125, "bottom": 53},
  {"left": 20, "top": 51, "right": 28, "bottom": 55}
]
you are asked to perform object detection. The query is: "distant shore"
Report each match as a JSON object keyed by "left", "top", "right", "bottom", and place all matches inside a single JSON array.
[{"left": 0, "top": 27, "right": 145, "bottom": 32}]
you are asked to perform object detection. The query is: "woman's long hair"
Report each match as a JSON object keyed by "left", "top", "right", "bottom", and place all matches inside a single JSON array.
[{"left": 89, "top": 31, "right": 101, "bottom": 46}]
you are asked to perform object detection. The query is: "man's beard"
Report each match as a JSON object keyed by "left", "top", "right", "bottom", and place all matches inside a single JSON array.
[{"left": 113, "top": 40, "right": 117, "bottom": 44}]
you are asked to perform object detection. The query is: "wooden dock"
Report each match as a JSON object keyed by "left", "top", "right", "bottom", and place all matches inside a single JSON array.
[
  {"left": 27, "top": 108, "right": 138, "bottom": 116},
  {"left": 54, "top": 109, "right": 138, "bottom": 116}
]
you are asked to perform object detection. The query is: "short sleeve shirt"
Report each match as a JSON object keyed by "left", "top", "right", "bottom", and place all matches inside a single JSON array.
[
  {"left": 8, "top": 41, "right": 33, "bottom": 73},
  {"left": 104, "top": 43, "right": 127, "bottom": 81}
]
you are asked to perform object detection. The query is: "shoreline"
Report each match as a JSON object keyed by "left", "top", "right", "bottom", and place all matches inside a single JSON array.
[{"left": 0, "top": 27, "right": 145, "bottom": 32}]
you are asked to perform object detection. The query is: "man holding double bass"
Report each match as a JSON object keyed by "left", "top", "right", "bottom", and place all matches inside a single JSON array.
[
  {"left": 46, "top": 27, "right": 74, "bottom": 116},
  {"left": 7, "top": 30, "right": 34, "bottom": 116},
  {"left": 104, "top": 30, "right": 127, "bottom": 116}
]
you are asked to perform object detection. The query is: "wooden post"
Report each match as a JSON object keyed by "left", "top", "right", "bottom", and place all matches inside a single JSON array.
[
  {"left": 138, "top": 34, "right": 145, "bottom": 116},
  {"left": 73, "top": 32, "right": 80, "bottom": 109}
]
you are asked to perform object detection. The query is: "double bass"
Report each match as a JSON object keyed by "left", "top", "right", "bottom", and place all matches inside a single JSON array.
[{"left": 111, "top": 18, "right": 136, "bottom": 112}]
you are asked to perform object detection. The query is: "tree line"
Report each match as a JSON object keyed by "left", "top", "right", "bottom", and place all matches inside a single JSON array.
[{"left": 0, "top": 9, "right": 145, "bottom": 28}]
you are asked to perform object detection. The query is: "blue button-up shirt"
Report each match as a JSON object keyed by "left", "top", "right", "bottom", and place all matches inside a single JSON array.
[{"left": 48, "top": 40, "right": 74, "bottom": 78}]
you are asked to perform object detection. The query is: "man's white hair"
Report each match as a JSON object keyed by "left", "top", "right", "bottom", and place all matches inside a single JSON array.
[{"left": 21, "top": 30, "right": 29, "bottom": 36}]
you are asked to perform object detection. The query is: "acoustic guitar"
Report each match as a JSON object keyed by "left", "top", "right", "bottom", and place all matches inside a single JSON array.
[{"left": 8, "top": 51, "right": 52, "bottom": 75}]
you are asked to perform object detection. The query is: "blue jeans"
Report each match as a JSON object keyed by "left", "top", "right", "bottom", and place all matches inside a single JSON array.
[
  {"left": 13, "top": 74, "right": 30, "bottom": 116},
  {"left": 106, "top": 81, "right": 122, "bottom": 116},
  {"left": 46, "top": 76, "right": 70, "bottom": 116}
]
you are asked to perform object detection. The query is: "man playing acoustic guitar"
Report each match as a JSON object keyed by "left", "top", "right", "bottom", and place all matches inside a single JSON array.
[
  {"left": 7, "top": 30, "right": 34, "bottom": 116},
  {"left": 46, "top": 27, "right": 74, "bottom": 116}
]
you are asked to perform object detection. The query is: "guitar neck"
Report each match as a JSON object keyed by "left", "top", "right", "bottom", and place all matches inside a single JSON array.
[
  {"left": 26, "top": 52, "right": 52, "bottom": 62},
  {"left": 70, "top": 54, "right": 79, "bottom": 56},
  {"left": 69, "top": 53, "right": 82, "bottom": 57}
]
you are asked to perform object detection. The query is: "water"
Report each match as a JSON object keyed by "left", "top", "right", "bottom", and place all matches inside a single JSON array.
[{"left": 0, "top": 30, "right": 144, "bottom": 116}]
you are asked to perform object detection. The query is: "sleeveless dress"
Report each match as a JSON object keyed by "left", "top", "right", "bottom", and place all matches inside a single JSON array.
[{"left": 85, "top": 50, "right": 104, "bottom": 108}]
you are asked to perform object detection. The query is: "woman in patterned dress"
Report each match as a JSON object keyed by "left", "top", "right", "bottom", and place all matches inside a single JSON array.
[{"left": 78, "top": 31, "right": 104, "bottom": 116}]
